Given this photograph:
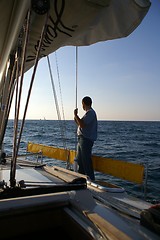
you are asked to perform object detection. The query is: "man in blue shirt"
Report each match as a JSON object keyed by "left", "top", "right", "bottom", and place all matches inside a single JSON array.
[{"left": 74, "top": 96, "right": 97, "bottom": 181}]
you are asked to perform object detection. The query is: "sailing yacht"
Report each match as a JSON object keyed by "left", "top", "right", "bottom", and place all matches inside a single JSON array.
[{"left": 0, "top": 0, "right": 159, "bottom": 239}]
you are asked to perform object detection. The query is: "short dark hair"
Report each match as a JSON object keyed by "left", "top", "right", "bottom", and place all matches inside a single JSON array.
[{"left": 82, "top": 96, "right": 92, "bottom": 106}]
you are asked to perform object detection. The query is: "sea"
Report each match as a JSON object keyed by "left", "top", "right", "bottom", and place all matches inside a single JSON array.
[{"left": 4, "top": 120, "right": 160, "bottom": 204}]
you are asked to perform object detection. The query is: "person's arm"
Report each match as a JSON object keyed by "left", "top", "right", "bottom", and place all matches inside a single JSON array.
[{"left": 74, "top": 108, "right": 85, "bottom": 128}]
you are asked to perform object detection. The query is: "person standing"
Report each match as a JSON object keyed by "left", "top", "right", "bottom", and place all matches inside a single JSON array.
[{"left": 74, "top": 96, "right": 97, "bottom": 181}]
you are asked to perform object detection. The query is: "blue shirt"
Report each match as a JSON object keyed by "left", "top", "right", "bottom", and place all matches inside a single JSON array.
[{"left": 77, "top": 108, "right": 97, "bottom": 141}]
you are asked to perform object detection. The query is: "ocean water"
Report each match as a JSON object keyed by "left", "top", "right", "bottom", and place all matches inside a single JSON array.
[{"left": 4, "top": 120, "right": 160, "bottom": 203}]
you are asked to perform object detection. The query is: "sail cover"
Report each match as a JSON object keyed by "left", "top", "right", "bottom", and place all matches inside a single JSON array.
[{"left": 0, "top": 0, "right": 151, "bottom": 81}]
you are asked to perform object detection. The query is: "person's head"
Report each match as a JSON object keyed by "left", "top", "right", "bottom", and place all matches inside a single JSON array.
[{"left": 82, "top": 96, "right": 92, "bottom": 110}]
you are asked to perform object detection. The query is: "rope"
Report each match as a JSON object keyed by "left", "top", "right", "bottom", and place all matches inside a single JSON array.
[
  {"left": 75, "top": 46, "right": 78, "bottom": 110},
  {"left": 17, "top": 11, "right": 49, "bottom": 151},
  {"left": 73, "top": 46, "right": 79, "bottom": 172},
  {"left": 75, "top": 46, "right": 78, "bottom": 152},
  {"left": 13, "top": 10, "right": 31, "bottom": 162},
  {"left": 10, "top": 10, "right": 49, "bottom": 187},
  {"left": 10, "top": 9, "right": 32, "bottom": 187}
]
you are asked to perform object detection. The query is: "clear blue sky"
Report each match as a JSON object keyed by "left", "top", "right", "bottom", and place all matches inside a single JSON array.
[{"left": 10, "top": 0, "right": 160, "bottom": 121}]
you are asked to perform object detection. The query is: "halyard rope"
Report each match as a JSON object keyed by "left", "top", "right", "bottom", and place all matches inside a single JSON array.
[{"left": 75, "top": 46, "right": 78, "bottom": 152}]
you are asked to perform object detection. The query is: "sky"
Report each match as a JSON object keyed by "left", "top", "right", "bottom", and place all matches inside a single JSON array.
[{"left": 9, "top": 0, "right": 160, "bottom": 121}]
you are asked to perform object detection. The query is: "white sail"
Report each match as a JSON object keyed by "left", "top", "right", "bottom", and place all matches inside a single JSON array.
[{"left": 0, "top": 0, "right": 151, "bottom": 81}]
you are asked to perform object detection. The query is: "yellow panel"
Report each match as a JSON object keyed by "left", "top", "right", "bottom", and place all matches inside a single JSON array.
[
  {"left": 27, "top": 142, "right": 69, "bottom": 161},
  {"left": 27, "top": 142, "right": 144, "bottom": 184},
  {"left": 68, "top": 150, "right": 76, "bottom": 164},
  {"left": 92, "top": 155, "right": 144, "bottom": 184}
]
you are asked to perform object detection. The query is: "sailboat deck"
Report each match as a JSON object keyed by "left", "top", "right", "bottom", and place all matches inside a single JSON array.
[{"left": 0, "top": 161, "right": 159, "bottom": 239}]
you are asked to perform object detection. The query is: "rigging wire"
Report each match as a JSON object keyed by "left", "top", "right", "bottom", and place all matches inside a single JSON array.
[
  {"left": 55, "top": 51, "right": 66, "bottom": 130},
  {"left": 47, "top": 55, "right": 62, "bottom": 123},
  {"left": 54, "top": 52, "right": 68, "bottom": 152},
  {"left": 47, "top": 55, "right": 69, "bottom": 167}
]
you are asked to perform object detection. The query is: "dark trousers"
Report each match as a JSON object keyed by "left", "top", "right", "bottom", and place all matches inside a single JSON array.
[{"left": 76, "top": 136, "right": 95, "bottom": 181}]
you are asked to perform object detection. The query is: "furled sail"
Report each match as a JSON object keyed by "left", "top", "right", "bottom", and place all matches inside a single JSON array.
[{"left": 0, "top": 0, "right": 151, "bottom": 82}]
